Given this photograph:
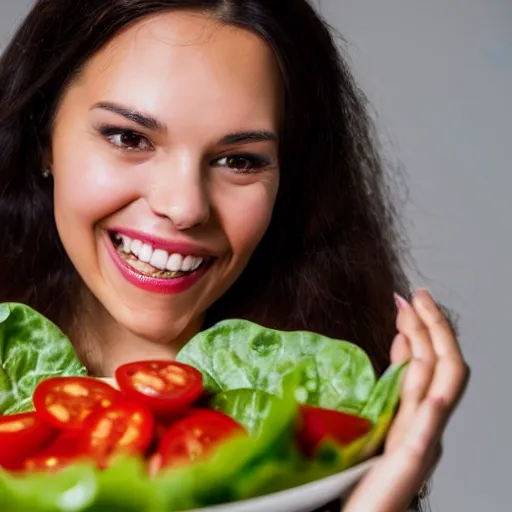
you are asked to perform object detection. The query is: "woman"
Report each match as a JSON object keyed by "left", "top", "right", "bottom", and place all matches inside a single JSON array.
[{"left": 0, "top": 0, "right": 469, "bottom": 510}]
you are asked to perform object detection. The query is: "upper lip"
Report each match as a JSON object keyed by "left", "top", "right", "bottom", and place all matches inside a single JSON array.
[{"left": 108, "top": 227, "right": 216, "bottom": 257}]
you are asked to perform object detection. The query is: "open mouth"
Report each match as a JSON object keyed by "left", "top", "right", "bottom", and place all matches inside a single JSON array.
[{"left": 108, "top": 231, "right": 209, "bottom": 280}]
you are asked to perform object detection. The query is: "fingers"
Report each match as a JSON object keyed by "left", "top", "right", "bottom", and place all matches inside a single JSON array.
[
  {"left": 412, "top": 289, "right": 460, "bottom": 358},
  {"left": 395, "top": 293, "right": 436, "bottom": 364},
  {"left": 386, "top": 293, "right": 437, "bottom": 451},
  {"left": 345, "top": 290, "right": 469, "bottom": 512},
  {"left": 387, "top": 289, "right": 469, "bottom": 452},
  {"left": 413, "top": 290, "right": 470, "bottom": 409},
  {"left": 385, "top": 355, "right": 436, "bottom": 451},
  {"left": 390, "top": 333, "right": 411, "bottom": 365}
]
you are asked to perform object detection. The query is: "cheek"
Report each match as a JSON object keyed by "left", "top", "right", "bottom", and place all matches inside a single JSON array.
[
  {"left": 52, "top": 140, "right": 132, "bottom": 232},
  {"left": 214, "top": 179, "right": 278, "bottom": 259}
]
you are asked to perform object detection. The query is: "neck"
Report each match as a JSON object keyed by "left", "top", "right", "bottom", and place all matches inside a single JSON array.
[{"left": 68, "top": 288, "right": 202, "bottom": 377}]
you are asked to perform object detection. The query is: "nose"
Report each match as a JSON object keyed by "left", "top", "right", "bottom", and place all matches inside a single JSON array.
[{"left": 146, "top": 152, "right": 210, "bottom": 231}]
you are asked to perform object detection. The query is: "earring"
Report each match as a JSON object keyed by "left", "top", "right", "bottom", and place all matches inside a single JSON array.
[{"left": 42, "top": 167, "right": 51, "bottom": 178}]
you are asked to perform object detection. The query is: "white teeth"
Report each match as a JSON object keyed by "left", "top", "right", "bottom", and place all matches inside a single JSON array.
[
  {"left": 130, "top": 239, "right": 142, "bottom": 257},
  {"left": 181, "top": 255, "right": 194, "bottom": 272},
  {"left": 138, "top": 243, "right": 153, "bottom": 263},
  {"left": 113, "top": 232, "right": 206, "bottom": 274},
  {"left": 166, "top": 253, "right": 183, "bottom": 272},
  {"left": 122, "top": 236, "right": 131, "bottom": 253},
  {"left": 191, "top": 257, "right": 201, "bottom": 271},
  {"left": 150, "top": 249, "right": 168, "bottom": 270}
]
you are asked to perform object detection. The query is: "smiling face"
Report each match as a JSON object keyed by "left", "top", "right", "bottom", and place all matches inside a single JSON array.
[{"left": 49, "top": 11, "right": 283, "bottom": 364}]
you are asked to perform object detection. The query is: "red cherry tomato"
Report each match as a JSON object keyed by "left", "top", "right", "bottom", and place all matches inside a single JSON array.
[
  {"left": 23, "top": 430, "right": 84, "bottom": 472},
  {"left": 156, "top": 409, "right": 246, "bottom": 470},
  {"left": 147, "top": 420, "right": 169, "bottom": 454},
  {"left": 33, "top": 377, "right": 123, "bottom": 430},
  {"left": 115, "top": 361, "right": 203, "bottom": 418},
  {"left": 297, "top": 404, "right": 373, "bottom": 456},
  {"left": 23, "top": 453, "right": 75, "bottom": 472},
  {"left": 79, "top": 401, "right": 154, "bottom": 468},
  {"left": 0, "top": 412, "right": 56, "bottom": 469}
]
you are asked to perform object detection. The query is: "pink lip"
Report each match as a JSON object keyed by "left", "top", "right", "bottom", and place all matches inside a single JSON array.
[
  {"left": 105, "top": 234, "right": 211, "bottom": 295},
  {"left": 109, "top": 227, "right": 214, "bottom": 257}
]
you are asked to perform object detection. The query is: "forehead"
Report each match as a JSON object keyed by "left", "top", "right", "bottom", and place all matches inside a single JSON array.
[{"left": 72, "top": 11, "right": 283, "bottom": 131}]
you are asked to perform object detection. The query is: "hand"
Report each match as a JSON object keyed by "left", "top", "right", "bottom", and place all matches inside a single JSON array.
[{"left": 343, "top": 289, "right": 470, "bottom": 512}]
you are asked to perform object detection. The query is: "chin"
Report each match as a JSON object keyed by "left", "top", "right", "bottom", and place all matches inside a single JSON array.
[{"left": 114, "top": 306, "right": 195, "bottom": 346}]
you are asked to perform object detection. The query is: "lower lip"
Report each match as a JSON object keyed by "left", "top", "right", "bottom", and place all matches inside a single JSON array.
[{"left": 105, "top": 235, "right": 211, "bottom": 295}]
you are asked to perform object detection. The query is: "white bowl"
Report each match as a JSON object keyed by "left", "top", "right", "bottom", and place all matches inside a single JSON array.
[{"left": 187, "top": 458, "right": 377, "bottom": 512}]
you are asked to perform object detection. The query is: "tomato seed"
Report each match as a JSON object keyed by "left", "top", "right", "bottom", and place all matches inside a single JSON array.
[
  {"left": 0, "top": 419, "right": 33, "bottom": 433},
  {"left": 48, "top": 404, "right": 70, "bottom": 422},
  {"left": 62, "top": 383, "right": 90, "bottom": 397}
]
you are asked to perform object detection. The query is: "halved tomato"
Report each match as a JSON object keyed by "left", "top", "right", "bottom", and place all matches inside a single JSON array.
[
  {"left": 23, "top": 430, "right": 83, "bottom": 472},
  {"left": 23, "top": 453, "right": 75, "bottom": 472},
  {"left": 33, "top": 376, "right": 123, "bottom": 430},
  {"left": 297, "top": 404, "right": 373, "bottom": 456},
  {"left": 0, "top": 412, "right": 56, "bottom": 469},
  {"left": 156, "top": 409, "right": 246, "bottom": 470},
  {"left": 115, "top": 360, "right": 203, "bottom": 418},
  {"left": 79, "top": 401, "right": 154, "bottom": 468}
]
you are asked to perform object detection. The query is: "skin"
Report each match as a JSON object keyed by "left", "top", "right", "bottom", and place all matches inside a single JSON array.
[
  {"left": 45, "top": 12, "right": 469, "bottom": 511},
  {"left": 48, "top": 13, "right": 282, "bottom": 375}
]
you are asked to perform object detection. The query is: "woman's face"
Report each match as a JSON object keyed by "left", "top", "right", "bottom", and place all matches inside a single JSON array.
[{"left": 50, "top": 11, "right": 283, "bottom": 345}]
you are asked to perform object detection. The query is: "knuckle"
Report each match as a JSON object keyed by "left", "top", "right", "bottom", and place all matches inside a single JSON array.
[
  {"left": 403, "top": 436, "right": 430, "bottom": 465},
  {"left": 428, "top": 394, "right": 451, "bottom": 417},
  {"left": 403, "top": 366, "right": 431, "bottom": 399},
  {"left": 414, "top": 356, "right": 436, "bottom": 376},
  {"left": 411, "top": 321, "right": 430, "bottom": 337},
  {"left": 452, "top": 362, "right": 471, "bottom": 390},
  {"left": 430, "top": 311, "right": 448, "bottom": 328},
  {"left": 422, "top": 350, "right": 438, "bottom": 365}
]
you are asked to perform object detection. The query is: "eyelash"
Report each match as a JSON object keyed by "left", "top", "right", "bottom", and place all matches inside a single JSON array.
[
  {"left": 215, "top": 155, "right": 271, "bottom": 174},
  {"left": 97, "top": 125, "right": 273, "bottom": 173},
  {"left": 98, "top": 126, "right": 154, "bottom": 152}
]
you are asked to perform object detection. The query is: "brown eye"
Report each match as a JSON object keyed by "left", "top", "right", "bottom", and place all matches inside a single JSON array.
[
  {"left": 118, "top": 132, "right": 144, "bottom": 149},
  {"left": 216, "top": 155, "right": 269, "bottom": 173},
  {"left": 100, "top": 127, "right": 154, "bottom": 152}
]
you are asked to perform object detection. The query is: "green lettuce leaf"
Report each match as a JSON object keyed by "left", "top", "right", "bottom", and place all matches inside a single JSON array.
[
  {"left": 0, "top": 463, "right": 98, "bottom": 511},
  {"left": 210, "top": 388, "right": 279, "bottom": 436},
  {"left": 177, "top": 319, "right": 376, "bottom": 413},
  {"left": 320, "top": 362, "right": 408, "bottom": 469},
  {"left": 0, "top": 303, "right": 87, "bottom": 414},
  {"left": 361, "top": 362, "right": 407, "bottom": 423}
]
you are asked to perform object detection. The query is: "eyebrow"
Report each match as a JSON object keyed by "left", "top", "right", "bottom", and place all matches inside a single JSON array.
[
  {"left": 91, "top": 102, "right": 167, "bottom": 132},
  {"left": 91, "top": 101, "right": 278, "bottom": 145},
  {"left": 220, "top": 131, "right": 278, "bottom": 145}
]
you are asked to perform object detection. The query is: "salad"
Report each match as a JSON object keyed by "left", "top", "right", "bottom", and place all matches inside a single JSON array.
[{"left": 0, "top": 303, "right": 406, "bottom": 511}]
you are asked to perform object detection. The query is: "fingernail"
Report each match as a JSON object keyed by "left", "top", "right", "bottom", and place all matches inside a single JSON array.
[{"left": 394, "top": 292, "right": 410, "bottom": 310}]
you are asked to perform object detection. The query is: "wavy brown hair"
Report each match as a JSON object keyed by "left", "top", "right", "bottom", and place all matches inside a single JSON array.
[{"left": 0, "top": 1, "right": 424, "bottom": 507}]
